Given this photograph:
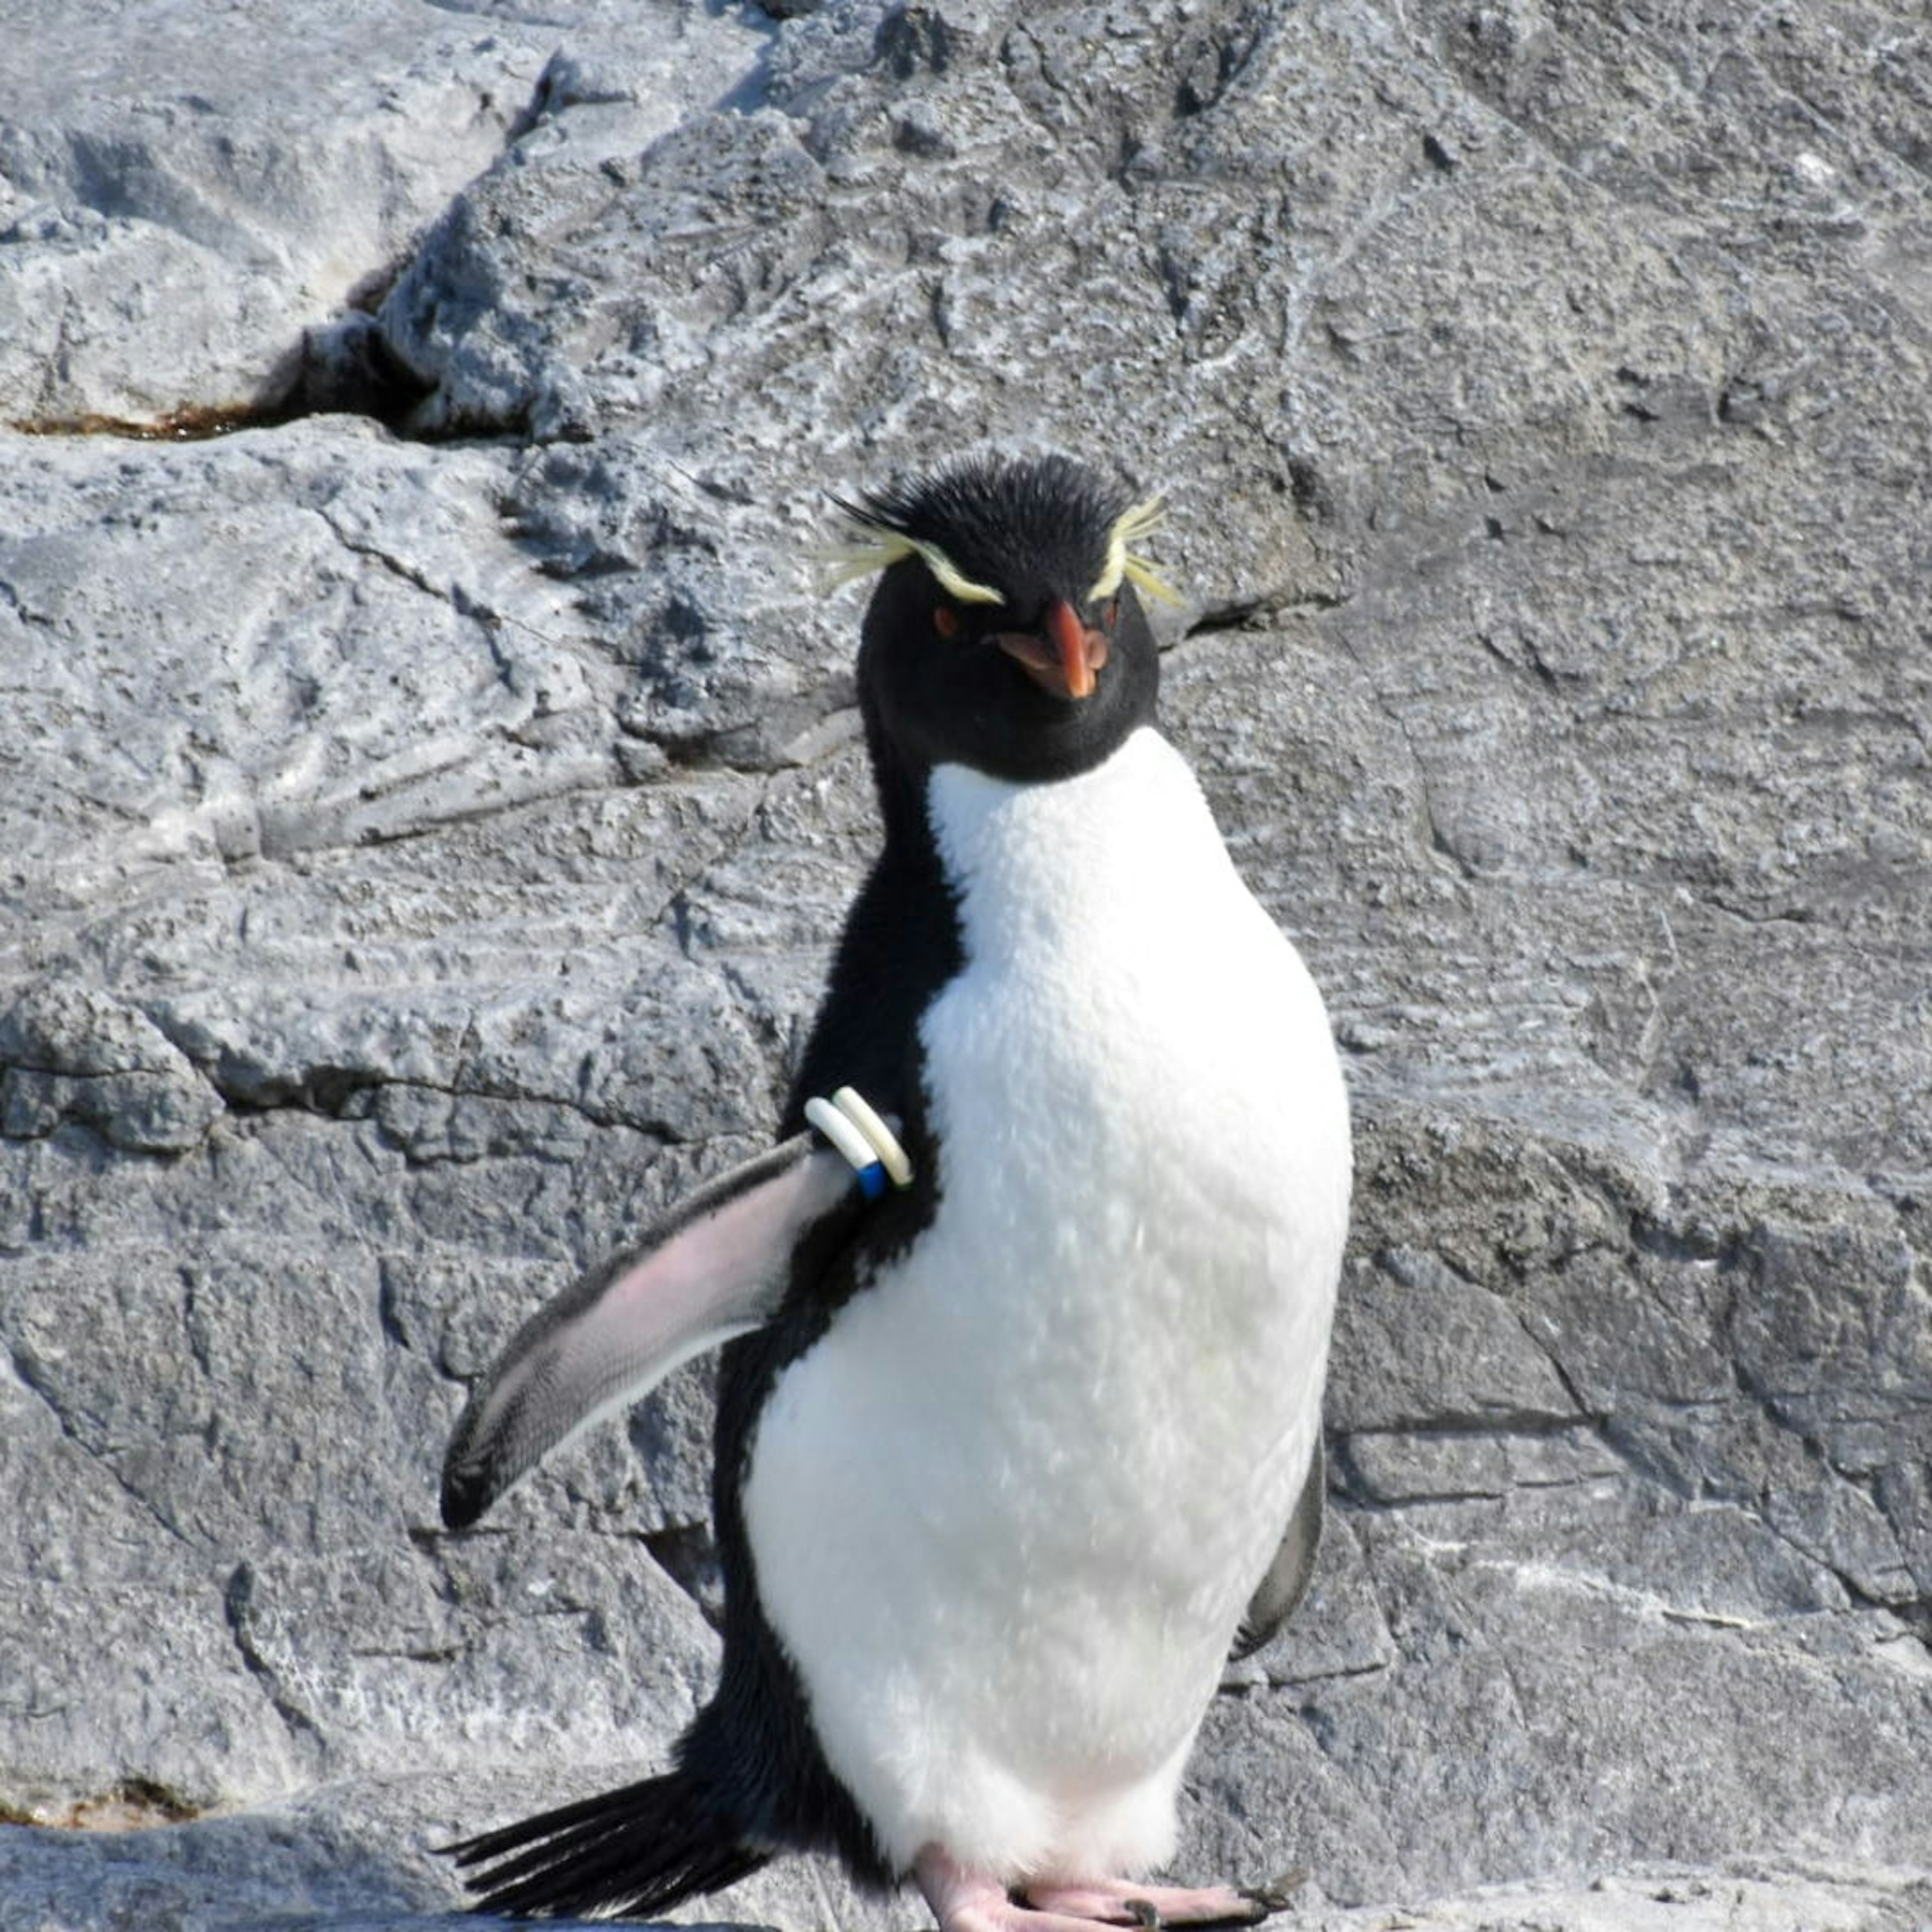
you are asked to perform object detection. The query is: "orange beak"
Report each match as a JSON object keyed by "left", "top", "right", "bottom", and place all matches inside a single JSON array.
[
  {"left": 997, "top": 598, "right": 1109, "bottom": 701},
  {"left": 1044, "top": 598, "right": 1097, "bottom": 700}
]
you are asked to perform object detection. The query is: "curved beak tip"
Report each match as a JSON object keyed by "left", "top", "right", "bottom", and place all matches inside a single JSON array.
[
  {"left": 995, "top": 600, "right": 1109, "bottom": 702},
  {"left": 1045, "top": 599, "right": 1099, "bottom": 702}
]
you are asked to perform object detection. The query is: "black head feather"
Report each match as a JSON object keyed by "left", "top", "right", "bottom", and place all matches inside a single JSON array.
[
  {"left": 839, "top": 453, "right": 1168, "bottom": 799},
  {"left": 840, "top": 453, "right": 1140, "bottom": 624}
]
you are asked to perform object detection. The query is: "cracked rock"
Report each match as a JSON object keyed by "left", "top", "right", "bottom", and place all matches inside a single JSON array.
[
  {"left": 1, "top": 0, "right": 1929, "bottom": 1927},
  {"left": 0, "top": 979, "right": 221, "bottom": 1152}
]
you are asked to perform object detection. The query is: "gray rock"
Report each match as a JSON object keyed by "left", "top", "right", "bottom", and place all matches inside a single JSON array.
[
  {"left": 1302, "top": 1866, "right": 1932, "bottom": 1931},
  {"left": 1, "top": 0, "right": 1927, "bottom": 1926},
  {"left": 0, "top": 3, "right": 774, "bottom": 426},
  {"left": 0, "top": 980, "right": 221, "bottom": 1151}
]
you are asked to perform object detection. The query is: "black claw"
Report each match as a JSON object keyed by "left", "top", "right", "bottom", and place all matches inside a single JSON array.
[{"left": 1237, "top": 1869, "right": 1309, "bottom": 1919}]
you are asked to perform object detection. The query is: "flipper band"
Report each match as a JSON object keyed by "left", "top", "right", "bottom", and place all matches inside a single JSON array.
[
  {"left": 830, "top": 1086, "right": 915, "bottom": 1189},
  {"left": 804, "top": 1088, "right": 914, "bottom": 1199}
]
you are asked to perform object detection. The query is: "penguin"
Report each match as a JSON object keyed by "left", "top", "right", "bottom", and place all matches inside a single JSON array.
[{"left": 438, "top": 452, "right": 1352, "bottom": 1929}]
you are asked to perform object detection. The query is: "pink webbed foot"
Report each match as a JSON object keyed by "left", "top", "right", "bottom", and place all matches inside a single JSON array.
[
  {"left": 915, "top": 1847, "right": 1111, "bottom": 1932},
  {"left": 915, "top": 1847, "right": 1306, "bottom": 1932},
  {"left": 1024, "top": 1876, "right": 1301, "bottom": 1927}
]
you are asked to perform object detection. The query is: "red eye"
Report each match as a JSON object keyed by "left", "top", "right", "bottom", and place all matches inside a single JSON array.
[
  {"left": 933, "top": 605, "right": 959, "bottom": 638},
  {"left": 1101, "top": 599, "right": 1119, "bottom": 629}
]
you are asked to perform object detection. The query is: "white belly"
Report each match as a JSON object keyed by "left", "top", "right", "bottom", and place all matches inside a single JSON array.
[{"left": 742, "top": 729, "right": 1351, "bottom": 1881}]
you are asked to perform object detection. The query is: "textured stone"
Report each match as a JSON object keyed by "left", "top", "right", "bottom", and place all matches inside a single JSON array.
[
  {"left": 0, "top": 1, "right": 772, "bottom": 425},
  {"left": 0, "top": 980, "right": 221, "bottom": 1151},
  {"left": 1, "top": 0, "right": 1927, "bottom": 1926}
]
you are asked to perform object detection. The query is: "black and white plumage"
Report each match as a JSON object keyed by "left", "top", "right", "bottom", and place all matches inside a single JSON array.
[{"left": 438, "top": 453, "right": 1352, "bottom": 1930}]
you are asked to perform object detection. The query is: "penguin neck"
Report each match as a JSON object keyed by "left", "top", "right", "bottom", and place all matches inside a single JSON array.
[
  {"left": 921, "top": 726, "right": 1227, "bottom": 944},
  {"left": 861, "top": 703, "right": 940, "bottom": 862},
  {"left": 783, "top": 712, "right": 964, "bottom": 1131},
  {"left": 817, "top": 722, "right": 1213, "bottom": 1132}
]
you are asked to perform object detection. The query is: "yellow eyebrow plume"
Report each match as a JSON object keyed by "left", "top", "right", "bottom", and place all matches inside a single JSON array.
[
  {"left": 814, "top": 526, "right": 1006, "bottom": 605},
  {"left": 1088, "top": 497, "right": 1182, "bottom": 606}
]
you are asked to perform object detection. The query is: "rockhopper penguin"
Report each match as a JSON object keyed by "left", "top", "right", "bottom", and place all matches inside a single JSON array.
[{"left": 438, "top": 453, "right": 1352, "bottom": 1928}]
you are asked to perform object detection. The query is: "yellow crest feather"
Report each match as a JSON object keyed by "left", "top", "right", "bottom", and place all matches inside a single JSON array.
[
  {"left": 813, "top": 536, "right": 915, "bottom": 599},
  {"left": 813, "top": 524, "right": 1005, "bottom": 605},
  {"left": 1089, "top": 496, "right": 1182, "bottom": 605},
  {"left": 814, "top": 481, "right": 1180, "bottom": 607}
]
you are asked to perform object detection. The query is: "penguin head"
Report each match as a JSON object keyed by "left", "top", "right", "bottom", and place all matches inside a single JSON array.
[{"left": 828, "top": 454, "right": 1175, "bottom": 788}]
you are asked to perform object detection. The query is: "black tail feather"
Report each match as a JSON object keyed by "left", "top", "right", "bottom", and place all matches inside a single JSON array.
[{"left": 442, "top": 1769, "right": 770, "bottom": 1920}]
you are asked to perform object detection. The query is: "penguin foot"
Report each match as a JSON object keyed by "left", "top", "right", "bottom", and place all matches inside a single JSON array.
[
  {"left": 1024, "top": 1877, "right": 1289, "bottom": 1927},
  {"left": 916, "top": 1851, "right": 1298, "bottom": 1932},
  {"left": 916, "top": 1848, "right": 1126, "bottom": 1932}
]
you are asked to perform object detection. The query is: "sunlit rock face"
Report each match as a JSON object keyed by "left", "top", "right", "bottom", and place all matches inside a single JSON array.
[{"left": 2, "top": 2, "right": 1927, "bottom": 1926}]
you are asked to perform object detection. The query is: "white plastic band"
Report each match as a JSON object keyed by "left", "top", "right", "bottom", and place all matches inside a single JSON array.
[
  {"left": 831, "top": 1086, "right": 914, "bottom": 1189},
  {"left": 805, "top": 1095, "right": 877, "bottom": 1177}
]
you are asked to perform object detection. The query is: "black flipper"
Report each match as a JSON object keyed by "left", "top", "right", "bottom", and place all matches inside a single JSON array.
[
  {"left": 1230, "top": 1436, "right": 1325, "bottom": 1660},
  {"left": 444, "top": 1767, "right": 769, "bottom": 1920}
]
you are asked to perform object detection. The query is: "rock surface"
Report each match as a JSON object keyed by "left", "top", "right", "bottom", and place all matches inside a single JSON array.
[{"left": 2, "top": 1, "right": 1928, "bottom": 1928}]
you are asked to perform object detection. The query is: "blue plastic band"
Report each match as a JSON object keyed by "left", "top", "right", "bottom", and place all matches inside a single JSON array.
[{"left": 856, "top": 1162, "right": 887, "bottom": 1201}]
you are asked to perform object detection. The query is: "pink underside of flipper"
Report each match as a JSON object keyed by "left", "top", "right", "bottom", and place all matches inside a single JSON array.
[{"left": 914, "top": 1848, "right": 1276, "bottom": 1932}]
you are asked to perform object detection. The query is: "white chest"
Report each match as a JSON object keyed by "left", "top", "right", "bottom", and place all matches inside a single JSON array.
[{"left": 742, "top": 728, "right": 1350, "bottom": 1877}]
